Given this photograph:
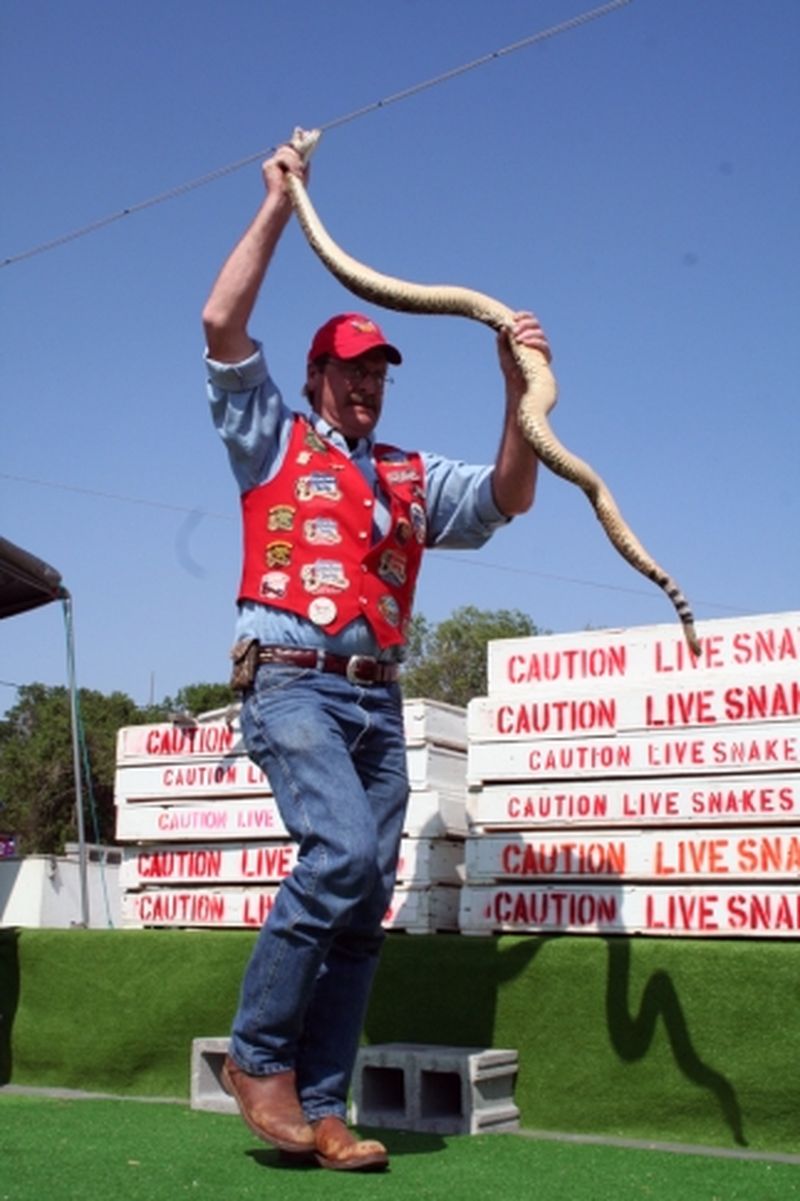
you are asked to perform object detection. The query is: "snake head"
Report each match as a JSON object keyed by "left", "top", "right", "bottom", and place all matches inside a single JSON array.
[{"left": 290, "top": 127, "right": 321, "bottom": 164}]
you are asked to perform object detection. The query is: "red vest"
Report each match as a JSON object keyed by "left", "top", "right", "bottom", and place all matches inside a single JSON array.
[{"left": 238, "top": 416, "right": 427, "bottom": 649}]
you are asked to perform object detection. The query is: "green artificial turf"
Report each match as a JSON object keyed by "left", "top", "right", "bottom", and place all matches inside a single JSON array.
[
  {"left": 368, "top": 933, "right": 800, "bottom": 1154},
  {"left": 3, "top": 927, "right": 799, "bottom": 1156},
  {"left": 3, "top": 927, "right": 251, "bottom": 1098},
  {"left": 2, "top": 1095, "right": 799, "bottom": 1201}
]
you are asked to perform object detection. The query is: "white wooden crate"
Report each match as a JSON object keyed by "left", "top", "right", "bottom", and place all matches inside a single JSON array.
[
  {"left": 464, "top": 827, "right": 800, "bottom": 883},
  {"left": 402, "top": 699, "right": 467, "bottom": 749},
  {"left": 120, "top": 836, "right": 463, "bottom": 887},
  {"left": 115, "top": 798, "right": 286, "bottom": 842},
  {"left": 116, "top": 790, "right": 467, "bottom": 844},
  {"left": 466, "top": 774, "right": 800, "bottom": 831},
  {"left": 403, "top": 789, "right": 467, "bottom": 838},
  {"left": 467, "top": 723, "right": 800, "bottom": 785},
  {"left": 121, "top": 885, "right": 277, "bottom": 928},
  {"left": 459, "top": 882, "right": 800, "bottom": 938},
  {"left": 468, "top": 673, "right": 800, "bottom": 741},
  {"left": 406, "top": 744, "right": 467, "bottom": 792},
  {"left": 384, "top": 885, "right": 461, "bottom": 933},
  {"left": 115, "top": 744, "right": 466, "bottom": 804},
  {"left": 116, "top": 698, "right": 467, "bottom": 766},
  {"left": 114, "top": 759, "right": 271, "bottom": 803},
  {"left": 120, "top": 842, "right": 297, "bottom": 886},
  {"left": 486, "top": 612, "right": 800, "bottom": 695},
  {"left": 121, "top": 882, "right": 460, "bottom": 932},
  {"left": 396, "top": 838, "right": 463, "bottom": 885}
]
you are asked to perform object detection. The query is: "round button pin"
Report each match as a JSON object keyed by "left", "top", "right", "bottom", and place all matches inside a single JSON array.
[{"left": 308, "top": 597, "right": 337, "bottom": 626}]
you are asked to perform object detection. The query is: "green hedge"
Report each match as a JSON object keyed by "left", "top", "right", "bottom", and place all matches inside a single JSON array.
[{"left": 1, "top": 928, "right": 797, "bottom": 1154}]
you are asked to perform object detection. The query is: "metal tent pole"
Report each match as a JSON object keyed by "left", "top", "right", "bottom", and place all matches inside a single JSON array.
[{"left": 62, "top": 590, "right": 89, "bottom": 927}]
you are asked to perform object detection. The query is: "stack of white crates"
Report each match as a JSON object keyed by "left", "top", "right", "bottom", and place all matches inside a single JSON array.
[
  {"left": 392, "top": 698, "right": 468, "bottom": 932},
  {"left": 460, "top": 613, "right": 800, "bottom": 938},
  {"left": 116, "top": 698, "right": 468, "bottom": 934}
]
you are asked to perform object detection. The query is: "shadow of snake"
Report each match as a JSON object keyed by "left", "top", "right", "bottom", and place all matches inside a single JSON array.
[{"left": 604, "top": 935, "right": 747, "bottom": 1146}]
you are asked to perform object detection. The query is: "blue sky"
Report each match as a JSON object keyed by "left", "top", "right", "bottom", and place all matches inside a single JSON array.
[{"left": 1, "top": 0, "right": 798, "bottom": 712}]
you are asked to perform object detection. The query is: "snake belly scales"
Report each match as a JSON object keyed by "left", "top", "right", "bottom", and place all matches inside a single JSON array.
[{"left": 287, "top": 128, "right": 700, "bottom": 655}]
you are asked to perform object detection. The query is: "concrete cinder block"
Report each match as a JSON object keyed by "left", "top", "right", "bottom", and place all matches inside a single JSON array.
[
  {"left": 351, "top": 1042, "right": 519, "bottom": 1135},
  {"left": 192, "top": 1036, "right": 519, "bottom": 1134},
  {"left": 190, "top": 1037, "right": 237, "bottom": 1114}
]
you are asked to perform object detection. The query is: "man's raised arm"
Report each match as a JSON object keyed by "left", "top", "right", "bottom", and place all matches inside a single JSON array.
[{"left": 202, "top": 143, "right": 307, "bottom": 364}]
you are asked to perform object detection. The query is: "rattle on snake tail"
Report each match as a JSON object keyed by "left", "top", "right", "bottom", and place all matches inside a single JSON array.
[{"left": 286, "top": 127, "right": 700, "bottom": 656}]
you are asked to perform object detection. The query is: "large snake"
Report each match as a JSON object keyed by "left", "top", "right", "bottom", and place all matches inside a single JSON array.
[{"left": 286, "top": 128, "right": 700, "bottom": 655}]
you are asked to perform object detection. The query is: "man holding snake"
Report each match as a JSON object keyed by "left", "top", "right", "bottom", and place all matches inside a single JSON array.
[{"left": 202, "top": 138, "right": 551, "bottom": 1172}]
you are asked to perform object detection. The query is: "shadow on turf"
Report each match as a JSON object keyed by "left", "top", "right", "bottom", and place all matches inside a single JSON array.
[
  {"left": 498, "top": 929, "right": 749, "bottom": 1148},
  {"left": 0, "top": 927, "right": 21, "bottom": 1084},
  {"left": 604, "top": 934, "right": 747, "bottom": 1146},
  {"left": 369, "top": 913, "right": 747, "bottom": 1150},
  {"left": 246, "top": 1131, "right": 445, "bottom": 1171},
  {"left": 489, "top": 919, "right": 748, "bottom": 1148}
]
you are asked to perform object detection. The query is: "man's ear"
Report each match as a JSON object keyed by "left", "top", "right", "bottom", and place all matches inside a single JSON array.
[{"left": 304, "top": 363, "right": 320, "bottom": 406}]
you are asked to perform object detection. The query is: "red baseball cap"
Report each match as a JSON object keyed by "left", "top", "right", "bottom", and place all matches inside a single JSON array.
[{"left": 307, "top": 312, "right": 402, "bottom": 365}]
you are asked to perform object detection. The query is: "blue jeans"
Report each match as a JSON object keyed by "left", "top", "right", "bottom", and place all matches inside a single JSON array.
[{"left": 229, "top": 664, "right": 409, "bottom": 1122}]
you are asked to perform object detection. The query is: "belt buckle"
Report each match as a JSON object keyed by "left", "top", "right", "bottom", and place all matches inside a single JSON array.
[{"left": 345, "top": 654, "right": 374, "bottom": 685}]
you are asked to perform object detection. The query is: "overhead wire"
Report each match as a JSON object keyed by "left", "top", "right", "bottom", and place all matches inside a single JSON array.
[
  {"left": 0, "top": 469, "right": 750, "bottom": 616},
  {"left": 1, "top": 0, "right": 634, "bottom": 269},
  {"left": 5, "top": 2, "right": 748, "bottom": 623}
]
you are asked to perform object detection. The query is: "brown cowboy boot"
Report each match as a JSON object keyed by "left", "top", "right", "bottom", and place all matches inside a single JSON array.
[
  {"left": 221, "top": 1055, "right": 315, "bottom": 1154},
  {"left": 312, "top": 1116, "right": 389, "bottom": 1171}
]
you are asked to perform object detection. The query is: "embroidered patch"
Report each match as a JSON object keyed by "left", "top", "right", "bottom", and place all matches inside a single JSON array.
[
  {"left": 303, "top": 516, "right": 342, "bottom": 545},
  {"left": 378, "top": 549, "right": 407, "bottom": 587},
  {"left": 410, "top": 502, "right": 427, "bottom": 544},
  {"left": 259, "top": 571, "right": 290, "bottom": 599},
  {"left": 265, "top": 541, "right": 292, "bottom": 568},
  {"left": 267, "top": 505, "right": 296, "bottom": 532},
  {"left": 300, "top": 560, "right": 349, "bottom": 594},
  {"left": 394, "top": 518, "right": 412, "bottom": 546},
  {"left": 304, "top": 427, "right": 328, "bottom": 453},
  {"left": 295, "top": 473, "right": 342, "bottom": 502},
  {"left": 377, "top": 594, "right": 401, "bottom": 627},
  {"left": 385, "top": 466, "right": 421, "bottom": 486}
]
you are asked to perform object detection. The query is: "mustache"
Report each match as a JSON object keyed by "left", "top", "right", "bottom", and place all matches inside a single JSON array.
[{"left": 347, "top": 390, "right": 378, "bottom": 408}]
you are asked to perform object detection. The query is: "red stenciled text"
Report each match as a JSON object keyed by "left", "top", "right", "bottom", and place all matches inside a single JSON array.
[
  {"left": 645, "top": 682, "right": 800, "bottom": 728},
  {"left": 496, "top": 697, "right": 616, "bottom": 736},
  {"left": 505, "top": 644, "right": 627, "bottom": 685},
  {"left": 144, "top": 725, "right": 235, "bottom": 756},
  {"left": 500, "top": 841, "right": 625, "bottom": 876},
  {"left": 490, "top": 890, "right": 617, "bottom": 928}
]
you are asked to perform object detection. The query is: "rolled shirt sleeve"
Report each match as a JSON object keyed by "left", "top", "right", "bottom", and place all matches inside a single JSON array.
[
  {"left": 421, "top": 453, "right": 509, "bottom": 549},
  {"left": 205, "top": 341, "right": 291, "bottom": 491}
]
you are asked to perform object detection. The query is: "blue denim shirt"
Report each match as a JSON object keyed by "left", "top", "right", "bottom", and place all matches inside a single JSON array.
[{"left": 206, "top": 343, "right": 509, "bottom": 659}]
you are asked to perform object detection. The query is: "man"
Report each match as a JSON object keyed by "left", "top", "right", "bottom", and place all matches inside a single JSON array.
[{"left": 202, "top": 141, "right": 551, "bottom": 1172}]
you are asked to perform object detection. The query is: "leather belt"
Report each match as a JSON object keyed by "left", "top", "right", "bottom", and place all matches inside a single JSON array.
[{"left": 257, "top": 644, "right": 400, "bottom": 686}]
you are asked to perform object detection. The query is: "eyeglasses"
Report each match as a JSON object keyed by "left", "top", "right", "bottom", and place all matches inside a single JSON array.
[{"left": 328, "top": 358, "right": 393, "bottom": 388}]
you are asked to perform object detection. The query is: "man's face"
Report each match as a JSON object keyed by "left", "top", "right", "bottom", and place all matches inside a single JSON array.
[{"left": 307, "top": 349, "right": 390, "bottom": 440}]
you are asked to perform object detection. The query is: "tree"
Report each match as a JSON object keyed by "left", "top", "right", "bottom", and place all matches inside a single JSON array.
[
  {"left": 0, "top": 679, "right": 238, "bottom": 855},
  {"left": 163, "top": 682, "right": 236, "bottom": 717},
  {"left": 0, "top": 685, "right": 165, "bottom": 855},
  {"left": 401, "top": 605, "right": 543, "bottom": 707}
]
